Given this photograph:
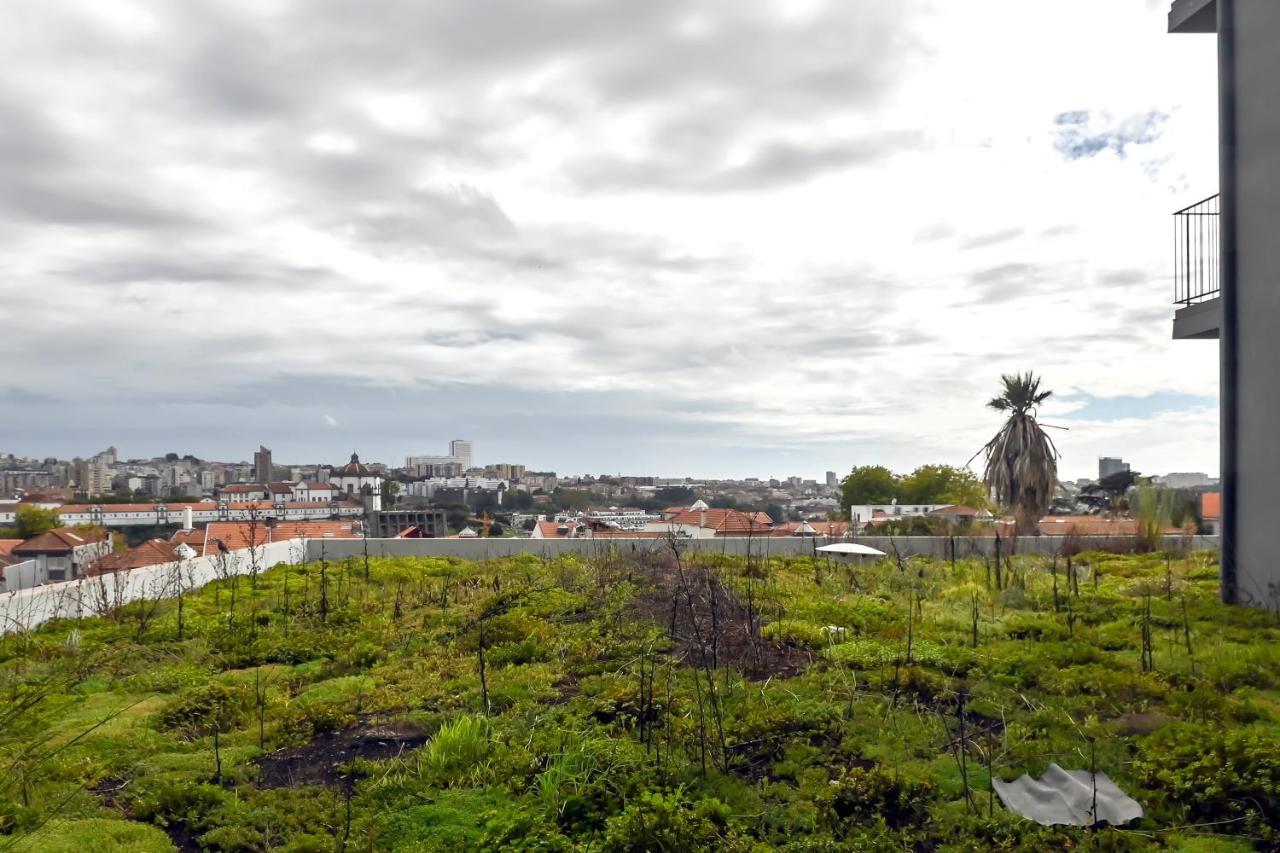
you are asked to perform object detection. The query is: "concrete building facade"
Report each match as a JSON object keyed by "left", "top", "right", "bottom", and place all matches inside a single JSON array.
[
  {"left": 1169, "top": 0, "right": 1280, "bottom": 607},
  {"left": 253, "top": 446, "right": 273, "bottom": 484}
]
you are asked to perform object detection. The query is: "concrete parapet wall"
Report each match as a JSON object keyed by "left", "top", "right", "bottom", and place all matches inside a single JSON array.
[
  {"left": 304, "top": 534, "right": 1220, "bottom": 562},
  {"left": 0, "top": 539, "right": 303, "bottom": 635}
]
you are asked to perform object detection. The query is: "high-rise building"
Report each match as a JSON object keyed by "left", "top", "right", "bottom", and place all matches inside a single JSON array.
[
  {"left": 825, "top": 471, "right": 838, "bottom": 488},
  {"left": 450, "top": 439, "right": 474, "bottom": 470},
  {"left": 74, "top": 457, "right": 111, "bottom": 496},
  {"left": 491, "top": 463, "right": 526, "bottom": 480},
  {"left": 1098, "top": 457, "right": 1130, "bottom": 480},
  {"left": 408, "top": 440, "right": 474, "bottom": 474},
  {"left": 253, "top": 446, "right": 273, "bottom": 483}
]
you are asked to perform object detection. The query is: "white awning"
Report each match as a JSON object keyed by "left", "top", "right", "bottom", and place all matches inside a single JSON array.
[{"left": 815, "top": 543, "right": 886, "bottom": 557}]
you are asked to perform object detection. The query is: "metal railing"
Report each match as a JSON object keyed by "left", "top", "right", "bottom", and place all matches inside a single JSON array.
[{"left": 1173, "top": 193, "right": 1219, "bottom": 305}]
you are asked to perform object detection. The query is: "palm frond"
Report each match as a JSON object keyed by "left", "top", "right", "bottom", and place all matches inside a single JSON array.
[{"left": 979, "top": 372, "right": 1059, "bottom": 534}]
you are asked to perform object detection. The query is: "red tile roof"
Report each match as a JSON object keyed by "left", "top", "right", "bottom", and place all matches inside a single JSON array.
[
  {"left": 332, "top": 453, "right": 374, "bottom": 476},
  {"left": 536, "top": 520, "right": 572, "bottom": 539},
  {"left": 89, "top": 539, "right": 183, "bottom": 574},
  {"left": 189, "top": 520, "right": 361, "bottom": 556},
  {"left": 928, "top": 505, "right": 981, "bottom": 516},
  {"left": 12, "top": 527, "right": 108, "bottom": 555},
  {"left": 55, "top": 500, "right": 360, "bottom": 513},
  {"left": 0, "top": 540, "right": 22, "bottom": 561},
  {"left": 664, "top": 508, "right": 773, "bottom": 534},
  {"left": 771, "top": 520, "right": 851, "bottom": 537}
]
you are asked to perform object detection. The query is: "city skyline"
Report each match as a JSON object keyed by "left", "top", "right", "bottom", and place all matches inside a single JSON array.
[{"left": 1, "top": 435, "right": 1213, "bottom": 485}]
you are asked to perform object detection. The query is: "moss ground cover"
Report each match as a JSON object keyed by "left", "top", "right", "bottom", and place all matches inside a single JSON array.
[{"left": 0, "top": 546, "right": 1276, "bottom": 851}]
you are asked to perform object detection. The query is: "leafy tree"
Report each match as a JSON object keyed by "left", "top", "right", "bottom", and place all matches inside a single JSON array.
[
  {"left": 440, "top": 505, "right": 471, "bottom": 532},
  {"left": 14, "top": 505, "right": 62, "bottom": 538},
  {"left": 978, "top": 372, "right": 1059, "bottom": 534},
  {"left": 548, "top": 488, "right": 599, "bottom": 512},
  {"left": 766, "top": 503, "right": 786, "bottom": 524},
  {"left": 382, "top": 480, "right": 401, "bottom": 509},
  {"left": 655, "top": 486, "right": 696, "bottom": 507},
  {"left": 840, "top": 466, "right": 899, "bottom": 507},
  {"left": 506, "top": 489, "right": 535, "bottom": 511},
  {"left": 899, "top": 465, "right": 988, "bottom": 508},
  {"left": 1092, "top": 470, "right": 1140, "bottom": 498}
]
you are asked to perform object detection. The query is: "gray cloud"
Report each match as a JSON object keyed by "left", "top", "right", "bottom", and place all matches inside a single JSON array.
[{"left": 0, "top": 0, "right": 1217, "bottom": 479}]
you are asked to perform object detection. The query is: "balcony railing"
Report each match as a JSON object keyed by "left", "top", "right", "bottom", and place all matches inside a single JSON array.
[{"left": 1173, "top": 193, "right": 1219, "bottom": 305}]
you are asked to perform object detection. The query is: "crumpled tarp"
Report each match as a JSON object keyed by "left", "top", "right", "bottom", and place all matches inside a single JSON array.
[{"left": 992, "top": 763, "right": 1143, "bottom": 827}]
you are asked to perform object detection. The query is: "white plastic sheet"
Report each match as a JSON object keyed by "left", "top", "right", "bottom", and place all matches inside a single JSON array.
[{"left": 993, "top": 763, "right": 1143, "bottom": 827}]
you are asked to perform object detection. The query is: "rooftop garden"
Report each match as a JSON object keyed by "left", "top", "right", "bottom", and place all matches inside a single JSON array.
[{"left": 0, "top": 544, "right": 1276, "bottom": 851}]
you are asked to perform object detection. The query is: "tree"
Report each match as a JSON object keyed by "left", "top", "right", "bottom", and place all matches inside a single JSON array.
[
  {"left": 383, "top": 480, "right": 401, "bottom": 509},
  {"left": 14, "top": 505, "right": 61, "bottom": 538},
  {"left": 840, "top": 466, "right": 899, "bottom": 507},
  {"left": 655, "top": 486, "right": 696, "bottom": 507},
  {"left": 978, "top": 372, "right": 1059, "bottom": 535},
  {"left": 899, "top": 465, "right": 988, "bottom": 508},
  {"left": 1093, "top": 470, "right": 1140, "bottom": 498}
]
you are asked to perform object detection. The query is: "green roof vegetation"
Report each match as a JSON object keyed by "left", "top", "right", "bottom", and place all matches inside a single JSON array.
[{"left": 0, "top": 546, "right": 1276, "bottom": 851}]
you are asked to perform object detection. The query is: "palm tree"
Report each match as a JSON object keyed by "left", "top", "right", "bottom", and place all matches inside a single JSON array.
[{"left": 979, "top": 372, "right": 1059, "bottom": 535}]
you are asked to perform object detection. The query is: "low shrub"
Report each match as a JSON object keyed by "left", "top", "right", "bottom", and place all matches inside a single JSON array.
[
  {"left": 601, "top": 790, "right": 738, "bottom": 853},
  {"left": 1136, "top": 722, "right": 1280, "bottom": 842},
  {"left": 157, "top": 682, "right": 253, "bottom": 738},
  {"left": 817, "top": 765, "right": 933, "bottom": 834}
]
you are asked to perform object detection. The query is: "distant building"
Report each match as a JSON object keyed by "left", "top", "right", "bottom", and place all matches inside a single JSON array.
[
  {"left": 73, "top": 456, "right": 111, "bottom": 497},
  {"left": 253, "top": 446, "right": 273, "bottom": 483},
  {"left": 11, "top": 527, "right": 112, "bottom": 583},
  {"left": 1156, "top": 472, "right": 1216, "bottom": 489},
  {"left": 328, "top": 453, "right": 382, "bottom": 511},
  {"left": 407, "top": 439, "right": 475, "bottom": 475},
  {"left": 490, "top": 463, "right": 526, "bottom": 480},
  {"left": 826, "top": 471, "right": 839, "bottom": 488},
  {"left": 219, "top": 483, "right": 268, "bottom": 502},
  {"left": 1099, "top": 457, "right": 1131, "bottom": 480},
  {"left": 450, "top": 439, "right": 474, "bottom": 470},
  {"left": 369, "top": 509, "right": 448, "bottom": 539},
  {"left": 847, "top": 503, "right": 953, "bottom": 528},
  {"left": 172, "top": 519, "right": 363, "bottom": 557},
  {"left": 405, "top": 477, "right": 507, "bottom": 500}
]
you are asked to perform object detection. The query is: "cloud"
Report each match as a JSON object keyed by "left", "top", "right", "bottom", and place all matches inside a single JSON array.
[
  {"left": 323, "top": 414, "right": 339, "bottom": 427},
  {"left": 0, "top": 0, "right": 1221, "bottom": 480}
]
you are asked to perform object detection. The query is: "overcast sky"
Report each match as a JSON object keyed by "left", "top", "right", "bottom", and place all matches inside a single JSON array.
[{"left": 0, "top": 0, "right": 1220, "bottom": 480}]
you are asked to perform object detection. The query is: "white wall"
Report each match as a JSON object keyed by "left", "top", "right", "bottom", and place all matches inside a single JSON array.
[
  {"left": 0, "top": 560, "right": 40, "bottom": 593},
  {"left": 0, "top": 539, "right": 303, "bottom": 635}
]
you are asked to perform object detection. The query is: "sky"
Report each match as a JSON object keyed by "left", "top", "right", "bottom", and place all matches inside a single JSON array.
[{"left": 0, "top": 0, "right": 1221, "bottom": 480}]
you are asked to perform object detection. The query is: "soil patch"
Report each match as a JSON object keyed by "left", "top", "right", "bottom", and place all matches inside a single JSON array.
[
  {"left": 255, "top": 722, "right": 427, "bottom": 790},
  {"left": 162, "top": 823, "right": 203, "bottom": 853},
  {"left": 631, "top": 558, "right": 812, "bottom": 681}
]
